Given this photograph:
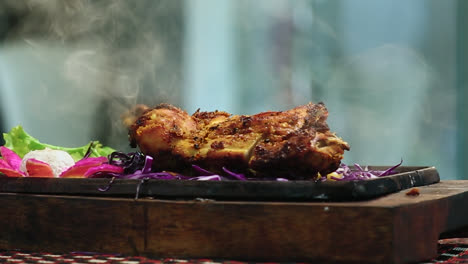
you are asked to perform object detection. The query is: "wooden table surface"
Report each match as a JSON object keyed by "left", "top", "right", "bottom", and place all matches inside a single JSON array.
[{"left": 1, "top": 180, "right": 467, "bottom": 264}]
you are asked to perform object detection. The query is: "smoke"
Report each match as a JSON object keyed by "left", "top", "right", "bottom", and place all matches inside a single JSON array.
[{"left": 0, "top": 0, "right": 183, "bottom": 149}]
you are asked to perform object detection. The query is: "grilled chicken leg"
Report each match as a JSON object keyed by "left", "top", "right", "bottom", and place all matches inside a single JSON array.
[{"left": 129, "top": 102, "right": 350, "bottom": 179}]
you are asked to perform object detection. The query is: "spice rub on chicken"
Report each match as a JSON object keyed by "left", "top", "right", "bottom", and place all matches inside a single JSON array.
[{"left": 128, "top": 102, "right": 350, "bottom": 179}]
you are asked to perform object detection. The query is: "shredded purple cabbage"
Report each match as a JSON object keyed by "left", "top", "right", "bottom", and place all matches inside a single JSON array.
[
  {"left": 321, "top": 159, "right": 403, "bottom": 182},
  {"left": 108, "top": 151, "right": 146, "bottom": 174},
  {"left": 92, "top": 151, "right": 402, "bottom": 183},
  {"left": 192, "top": 165, "right": 214, "bottom": 176},
  {"left": 98, "top": 177, "right": 115, "bottom": 192},
  {"left": 83, "top": 142, "right": 95, "bottom": 159},
  {"left": 189, "top": 175, "right": 222, "bottom": 181},
  {"left": 222, "top": 167, "right": 247, "bottom": 180}
]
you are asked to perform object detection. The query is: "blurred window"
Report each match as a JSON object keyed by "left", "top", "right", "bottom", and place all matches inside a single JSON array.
[{"left": 0, "top": 0, "right": 464, "bottom": 179}]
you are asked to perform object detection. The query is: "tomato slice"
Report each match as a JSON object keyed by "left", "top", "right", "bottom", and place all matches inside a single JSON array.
[
  {"left": 0, "top": 159, "right": 24, "bottom": 177},
  {"left": 26, "top": 159, "right": 54, "bottom": 178},
  {"left": 60, "top": 157, "right": 107, "bottom": 178}
]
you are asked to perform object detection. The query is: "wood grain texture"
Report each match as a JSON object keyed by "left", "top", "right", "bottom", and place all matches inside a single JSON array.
[{"left": 0, "top": 180, "right": 467, "bottom": 264}]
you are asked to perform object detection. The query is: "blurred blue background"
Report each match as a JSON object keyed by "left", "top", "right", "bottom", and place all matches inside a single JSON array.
[{"left": 0, "top": 0, "right": 465, "bottom": 179}]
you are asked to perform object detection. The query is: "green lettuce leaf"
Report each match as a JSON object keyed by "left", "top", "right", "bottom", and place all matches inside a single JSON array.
[{"left": 3, "top": 126, "right": 115, "bottom": 161}]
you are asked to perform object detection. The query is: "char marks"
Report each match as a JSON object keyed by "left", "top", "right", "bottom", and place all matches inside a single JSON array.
[{"left": 128, "top": 102, "right": 350, "bottom": 179}]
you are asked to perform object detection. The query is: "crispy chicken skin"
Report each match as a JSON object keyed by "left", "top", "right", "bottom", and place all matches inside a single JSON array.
[{"left": 129, "top": 102, "right": 350, "bottom": 179}]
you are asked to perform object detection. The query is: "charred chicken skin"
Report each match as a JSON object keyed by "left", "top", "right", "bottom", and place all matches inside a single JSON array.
[{"left": 129, "top": 102, "right": 350, "bottom": 179}]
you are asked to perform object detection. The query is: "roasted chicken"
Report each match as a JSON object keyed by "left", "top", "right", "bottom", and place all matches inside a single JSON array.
[{"left": 128, "top": 102, "right": 350, "bottom": 179}]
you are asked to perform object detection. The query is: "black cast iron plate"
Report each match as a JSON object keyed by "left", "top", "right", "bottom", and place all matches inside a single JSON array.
[{"left": 0, "top": 166, "right": 439, "bottom": 201}]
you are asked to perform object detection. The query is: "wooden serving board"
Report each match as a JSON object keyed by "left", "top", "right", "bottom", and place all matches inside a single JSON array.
[
  {"left": 0, "top": 180, "right": 468, "bottom": 264},
  {"left": 0, "top": 166, "right": 439, "bottom": 201}
]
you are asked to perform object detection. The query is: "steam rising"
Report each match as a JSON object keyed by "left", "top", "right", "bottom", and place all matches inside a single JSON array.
[
  {"left": 0, "top": 0, "right": 458, "bottom": 180},
  {"left": 1, "top": 0, "right": 183, "bottom": 149}
]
